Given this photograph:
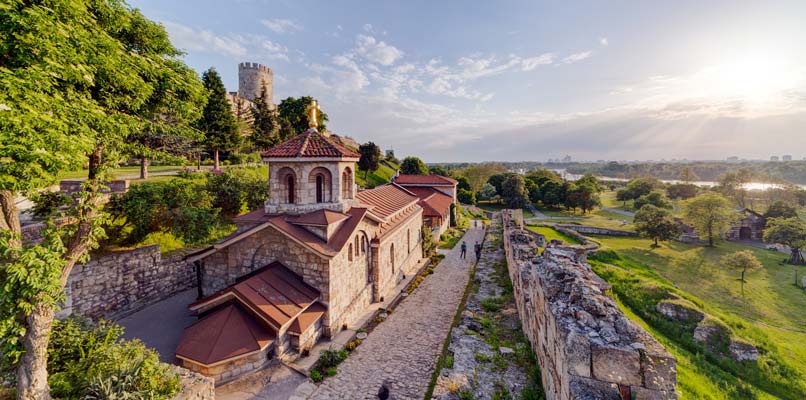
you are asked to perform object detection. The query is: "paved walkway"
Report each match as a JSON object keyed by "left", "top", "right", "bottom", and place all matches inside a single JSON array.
[
  {"left": 601, "top": 207, "right": 636, "bottom": 217},
  {"left": 306, "top": 224, "right": 487, "bottom": 400}
]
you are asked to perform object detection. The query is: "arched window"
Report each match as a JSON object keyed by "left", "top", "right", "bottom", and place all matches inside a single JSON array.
[
  {"left": 309, "top": 167, "right": 332, "bottom": 203},
  {"left": 361, "top": 236, "right": 367, "bottom": 255},
  {"left": 407, "top": 229, "right": 411, "bottom": 254},
  {"left": 354, "top": 236, "right": 360, "bottom": 257},
  {"left": 390, "top": 243, "right": 395, "bottom": 273},
  {"left": 348, "top": 244, "right": 353, "bottom": 261},
  {"left": 278, "top": 167, "right": 297, "bottom": 205},
  {"left": 316, "top": 175, "right": 324, "bottom": 203},
  {"left": 287, "top": 175, "right": 295, "bottom": 204},
  {"left": 341, "top": 167, "right": 353, "bottom": 199}
]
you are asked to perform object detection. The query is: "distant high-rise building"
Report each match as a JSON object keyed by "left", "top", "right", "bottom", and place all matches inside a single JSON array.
[
  {"left": 770, "top": 156, "right": 780, "bottom": 161},
  {"left": 782, "top": 155, "right": 792, "bottom": 161},
  {"left": 562, "top": 155, "right": 572, "bottom": 163}
]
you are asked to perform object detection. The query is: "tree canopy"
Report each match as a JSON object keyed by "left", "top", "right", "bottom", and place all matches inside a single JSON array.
[
  {"left": 277, "top": 96, "right": 328, "bottom": 139},
  {"left": 682, "top": 192, "right": 736, "bottom": 247},
  {"left": 0, "top": 1, "right": 205, "bottom": 397},
  {"left": 198, "top": 68, "right": 240, "bottom": 170},
  {"left": 634, "top": 205, "right": 681, "bottom": 246},
  {"left": 634, "top": 191, "right": 673, "bottom": 210},
  {"left": 400, "top": 156, "right": 429, "bottom": 175},
  {"left": 357, "top": 142, "right": 382, "bottom": 179},
  {"left": 763, "top": 217, "right": 806, "bottom": 265},
  {"left": 250, "top": 87, "right": 279, "bottom": 150}
]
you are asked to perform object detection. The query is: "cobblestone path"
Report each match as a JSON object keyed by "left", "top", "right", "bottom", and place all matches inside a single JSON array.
[{"left": 308, "top": 225, "right": 487, "bottom": 400}]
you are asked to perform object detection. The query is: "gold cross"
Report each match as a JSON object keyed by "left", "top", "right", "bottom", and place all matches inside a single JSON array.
[{"left": 307, "top": 100, "right": 320, "bottom": 129}]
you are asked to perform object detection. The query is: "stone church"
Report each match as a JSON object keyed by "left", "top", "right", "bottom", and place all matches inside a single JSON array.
[{"left": 175, "top": 104, "right": 443, "bottom": 382}]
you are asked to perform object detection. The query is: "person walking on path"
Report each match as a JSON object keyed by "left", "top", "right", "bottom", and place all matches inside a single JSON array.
[
  {"left": 460, "top": 241, "right": 467, "bottom": 259},
  {"left": 474, "top": 241, "right": 481, "bottom": 260}
]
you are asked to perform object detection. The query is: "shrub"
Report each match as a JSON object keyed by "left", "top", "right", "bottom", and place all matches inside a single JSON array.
[
  {"left": 309, "top": 370, "right": 323, "bottom": 382},
  {"left": 47, "top": 316, "right": 179, "bottom": 399},
  {"left": 325, "top": 367, "right": 337, "bottom": 377},
  {"left": 205, "top": 167, "right": 267, "bottom": 216},
  {"left": 29, "top": 190, "right": 71, "bottom": 218},
  {"left": 108, "top": 179, "right": 219, "bottom": 244}
]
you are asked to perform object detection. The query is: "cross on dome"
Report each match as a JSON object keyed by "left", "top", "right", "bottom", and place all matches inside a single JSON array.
[{"left": 307, "top": 100, "right": 320, "bottom": 129}]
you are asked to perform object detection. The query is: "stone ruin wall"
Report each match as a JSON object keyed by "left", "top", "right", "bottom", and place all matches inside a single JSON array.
[
  {"left": 502, "top": 210, "right": 677, "bottom": 400},
  {"left": 61, "top": 244, "right": 196, "bottom": 320},
  {"left": 238, "top": 62, "right": 273, "bottom": 103}
]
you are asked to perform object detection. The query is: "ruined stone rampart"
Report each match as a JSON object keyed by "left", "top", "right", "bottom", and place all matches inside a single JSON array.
[
  {"left": 503, "top": 211, "right": 677, "bottom": 400},
  {"left": 61, "top": 245, "right": 195, "bottom": 320},
  {"left": 554, "top": 224, "right": 638, "bottom": 237}
]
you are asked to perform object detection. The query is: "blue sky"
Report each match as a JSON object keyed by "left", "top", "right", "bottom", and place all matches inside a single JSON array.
[{"left": 131, "top": 0, "right": 806, "bottom": 162}]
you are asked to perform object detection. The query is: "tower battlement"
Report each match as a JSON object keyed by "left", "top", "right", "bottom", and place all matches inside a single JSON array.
[{"left": 238, "top": 62, "right": 273, "bottom": 103}]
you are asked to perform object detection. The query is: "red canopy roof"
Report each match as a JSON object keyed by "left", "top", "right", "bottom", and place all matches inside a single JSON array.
[{"left": 261, "top": 129, "right": 360, "bottom": 158}]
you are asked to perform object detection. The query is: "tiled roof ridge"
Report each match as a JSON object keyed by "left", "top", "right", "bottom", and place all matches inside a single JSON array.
[
  {"left": 297, "top": 131, "right": 311, "bottom": 157},
  {"left": 208, "top": 305, "right": 235, "bottom": 362}
]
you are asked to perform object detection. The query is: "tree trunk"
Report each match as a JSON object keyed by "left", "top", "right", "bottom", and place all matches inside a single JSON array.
[
  {"left": 197, "top": 152, "right": 201, "bottom": 171},
  {"left": 139, "top": 157, "right": 149, "bottom": 180},
  {"left": 0, "top": 189, "right": 22, "bottom": 237},
  {"left": 654, "top": 237, "right": 659, "bottom": 247},
  {"left": 213, "top": 149, "right": 220, "bottom": 171},
  {"left": 790, "top": 248, "right": 804, "bottom": 265},
  {"left": 87, "top": 146, "right": 102, "bottom": 181},
  {"left": 16, "top": 302, "right": 55, "bottom": 400}
]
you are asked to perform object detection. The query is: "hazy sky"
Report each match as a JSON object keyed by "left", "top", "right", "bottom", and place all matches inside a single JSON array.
[{"left": 130, "top": 0, "right": 806, "bottom": 162}]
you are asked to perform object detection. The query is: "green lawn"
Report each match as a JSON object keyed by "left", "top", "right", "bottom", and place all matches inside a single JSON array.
[
  {"left": 526, "top": 225, "right": 581, "bottom": 245},
  {"left": 58, "top": 165, "right": 188, "bottom": 180},
  {"left": 591, "top": 235, "right": 806, "bottom": 398},
  {"left": 438, "top": 228, "right": 464, "bottom": 249},
  {"left": 356, "top": 160, "right": 399, "bottom": 188}
]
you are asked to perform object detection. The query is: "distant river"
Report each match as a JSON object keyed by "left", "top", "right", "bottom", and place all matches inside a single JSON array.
[{"left": 551, "top": 170, "right": 806, "bottom": 191}]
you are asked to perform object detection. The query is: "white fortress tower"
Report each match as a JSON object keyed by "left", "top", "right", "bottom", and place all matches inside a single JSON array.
[{"left": 238, "top": 62, "right": 273, "bottom": 103}]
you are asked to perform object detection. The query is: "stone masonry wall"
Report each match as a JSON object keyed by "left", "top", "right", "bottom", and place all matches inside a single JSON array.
[
  {"left": 502, "top": 211, "right": 677, "bottom": 400},
  {"left": 554, "top": 224, "right": 638, "bottom": 237},
  {"left": 64, "top": 245, "right": 195, "bottom": 320}
]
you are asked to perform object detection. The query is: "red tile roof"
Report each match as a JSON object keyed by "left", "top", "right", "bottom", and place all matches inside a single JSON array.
[
  {"left": 191, "top": 262, "right": 321, "bottom": 329},
  {"left": 289, "top": 209, "right": 349, "bottom": 226},
  {"left": 394, "top": 174, "right": 458, "bottom": 186},
  {"left": 261, "top": 129, "right": 360, "bottom": 158},
  {"left": 408, "top": 188, "right": 452, "bottom": 218},
  {"left": 355, "top": 184, "right": 420, "bottom": 221},
  {"left": 287, "top": 302, "right": 326, "bottom": 335},
  {"left": 176, "top": 304, "right": 274, "bottom": 366}
]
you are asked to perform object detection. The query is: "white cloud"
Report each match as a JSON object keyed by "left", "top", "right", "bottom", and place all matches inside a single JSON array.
[
  {"left": 354, "top": 35, "right": 403, "bottom": 66},
  {"left": 161, "top": 21, "right": 247, "bottom": 58},
  {"left": 521, "top": 53, "right": 555, "bottom": 71},
  {"left": 562, "top": 51, "right": 592, "bottom": 64},
  {"left": 260, "top": 18, "right": 302, "bottom": 34},
  {"left": 599, "top": 37, "right": 609, "bottom": 46},
  {"left": 260, "top": 39, "right": 289, "bottom": 61}
]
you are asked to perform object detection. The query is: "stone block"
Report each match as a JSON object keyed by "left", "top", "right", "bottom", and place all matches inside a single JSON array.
[
  {"left": 631, "top": 385, "right": 678, "bottom": 400},
  {"left": 591, "top": 346, "right": 642, "bottom": 386},
  {"left": 565, "top": 331, "right": 591, "bottom": 377},
  {"left": 642, "top": 352, "right": 676, "bottom": 391}
]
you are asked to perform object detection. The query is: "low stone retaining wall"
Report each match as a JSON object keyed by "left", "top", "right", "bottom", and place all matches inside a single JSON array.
[
  {"left": 554, "top": 224, "right": 638, "bottom": 237},
  {"left": 503, "top": 211, "right": 676, "bottom": 400},
  {"left": 170, "top": 366, "right": 215, "bottom": 400},
  {"left": 61, "top": 244, "right": 196, "bottom": 320}
]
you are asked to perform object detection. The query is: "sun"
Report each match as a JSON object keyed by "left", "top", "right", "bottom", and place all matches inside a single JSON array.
[{"left": 701, "top": 51, "right": 801, "bottom": 104}]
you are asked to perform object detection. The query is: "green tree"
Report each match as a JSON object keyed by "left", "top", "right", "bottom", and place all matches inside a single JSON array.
[
  {"left": 683, "top": 192, "right": 736, "bottom": 247},
  {"left": 501, "top": 175, "right": 529, "bottom": 209},
  {"left": 565, "top": 182, "right": 601, "bottom": 214},
  {"left": 277, "top": 96, "right": 328, "bottom": 139},
  {"left": 477, "top": 183, "right": 498, "bottom": 201},
  {"left": 458, "top": 188, "right": 476, "bottom": 205},
  {"left": 198, "top": 68, "right": 240, "bottom": 170},
  {"left": 459, "top": 163, "right": 506, "bottom": 192},
  {"left": 456, "top": 176, "right": 471, "bottom": 191},
  {"left": 250, "top": 87, "right": 279, "bottom": 150},
  {"left": 488, "top": 173, "right": 518, "bottom": 196},
  {"left": 718, "top": 168, "right": 753, "bottom": 208},
  {"left": 400, "top": 156, "right": 429, "bottom": 175},
  {"left": 623, "top": 177, "right": 659, "bottom": 201},
  {"left": 428, "top": 165, "right": 450, "bottom": 177},
  {"left": 525, "top": 168, "right": 562, "bottom": 187},
  {"left": 721, "top": 250, "right": 762, "bottom": 296},
  {"left": 634, "top": 205, "right": 681, "bottom": 247},
  {"left": 0, "top": 1, "right": 203, "bottom": 397},
  {"left": 764, "top": 200, "right": 798, "bottom": 219},
  {"left": 634, "top": 191, "right": 673, "bottom": 210},
  {"left": 357, "top": 142, "right": 382, "bottom": 179},
  {"left": 667, "top": 183, "right": 698, "bottom": 200},
  {"left": 763, "top": 217, "right": 806, "bottom": 265},
  {"left": 678, "top": 166, "right": 699, "bottom": 183}
]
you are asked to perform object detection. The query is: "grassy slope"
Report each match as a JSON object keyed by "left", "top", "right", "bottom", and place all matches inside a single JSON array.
[
  {"left": 526, "top": 225, "right": 581, "bottom": 245},
  {"left": 592, "top": 236, "right": 806, "bottom": 398},
  {"left": 58, "top": 165, "right": 188, "bottom": 180},
  {"left": 356, "top": 160, "right": 399, "bottom": 188}
]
